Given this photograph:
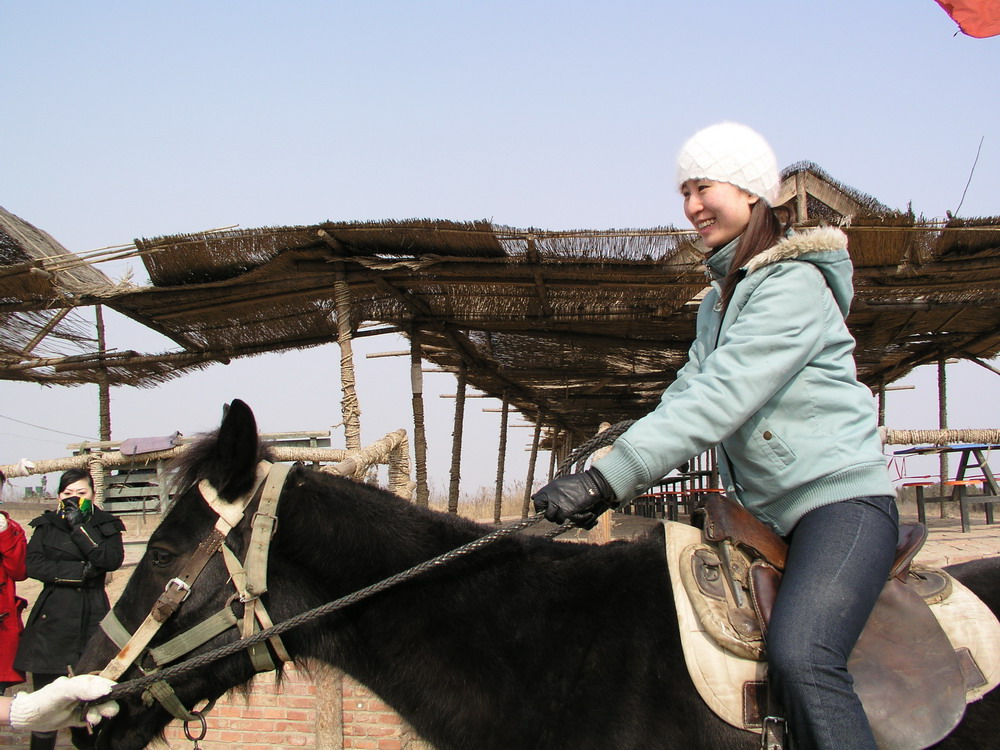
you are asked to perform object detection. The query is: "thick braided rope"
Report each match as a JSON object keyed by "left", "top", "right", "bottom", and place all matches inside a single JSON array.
[
  {"left": 556, "top": 420, "right": 635, "bottom": 477},
  {"left": 102, "top": 512, "right": 551, "bottom": 702}
]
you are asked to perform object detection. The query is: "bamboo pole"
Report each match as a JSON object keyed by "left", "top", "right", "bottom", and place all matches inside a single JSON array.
[
  {"left": 493, "top": 393, "right": 509, "bottom": 525},
  {"left": 447, "top": 363, "right": 467, "bottom": 514},
  {"left": 966, "top": 355, "right": 1000, "bottom": 377},
  {"left": 2, "top": 431, "right": 415, "bottom": 500},
  {"left": 22, "top": 308, "right": 72, "bottom": 354},
  {"left": 410, "top": 335, "right": 430, "bottom": 506}
]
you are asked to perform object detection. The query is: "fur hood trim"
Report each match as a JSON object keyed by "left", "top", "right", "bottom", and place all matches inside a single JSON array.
[{"left": 745, "top": 226, "right": 847, "bottom": 274}]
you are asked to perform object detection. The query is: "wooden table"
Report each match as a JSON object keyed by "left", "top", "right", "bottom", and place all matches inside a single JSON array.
[{"left": 893, "top": 444, "right": 999, "bottom": 532}]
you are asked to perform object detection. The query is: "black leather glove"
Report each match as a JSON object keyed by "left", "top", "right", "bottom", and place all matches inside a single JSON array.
[
  {"left": 531, "top": 468, "right": 618, "bottom": 530},
  {"left": 62, "top": 498, "right": 85, "bottom": 529}
]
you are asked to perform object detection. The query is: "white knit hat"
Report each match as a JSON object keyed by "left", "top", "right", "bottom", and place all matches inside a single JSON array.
[{"left": 676, "top": 122, "right": 780, "bottom": 205}]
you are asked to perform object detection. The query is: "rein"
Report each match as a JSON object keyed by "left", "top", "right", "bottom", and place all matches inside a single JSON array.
[
  {"left": 101, "top": 509, "right": 552, "bottom": 703},
  {"left": 96, "top": 424, "right": 634, "bottom": 714}
]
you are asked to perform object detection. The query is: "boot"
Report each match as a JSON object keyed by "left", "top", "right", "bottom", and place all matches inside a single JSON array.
[{"left": 29, "top": 730, "right": 58, "bottom": 750}]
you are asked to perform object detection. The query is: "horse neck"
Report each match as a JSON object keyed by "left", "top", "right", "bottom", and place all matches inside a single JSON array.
[{"left": 269, "top": 483, "right": 680, "bottom": 747}]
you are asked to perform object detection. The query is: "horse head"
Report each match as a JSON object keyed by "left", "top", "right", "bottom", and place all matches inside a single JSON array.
[{"left": 74, "top": 399, "right": 296, "bottom": 749}]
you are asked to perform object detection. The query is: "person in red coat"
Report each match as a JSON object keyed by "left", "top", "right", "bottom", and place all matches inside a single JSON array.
[{"left": 0, "top": 470, "right": 28, "bottom": 693}]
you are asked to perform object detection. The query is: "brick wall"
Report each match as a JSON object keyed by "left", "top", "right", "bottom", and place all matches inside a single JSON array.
[{"left": 1, "top": 665, "right": 430, "bottom": 749}]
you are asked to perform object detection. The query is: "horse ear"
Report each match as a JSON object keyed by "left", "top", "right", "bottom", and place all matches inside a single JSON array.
[{"left": 209, "top": 399, "right": 261, "bottom": 500}]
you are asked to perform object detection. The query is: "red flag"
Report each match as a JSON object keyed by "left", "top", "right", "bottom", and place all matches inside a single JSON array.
[{"left": 934, "top": 0, "right": 1000, "bottom": 38}]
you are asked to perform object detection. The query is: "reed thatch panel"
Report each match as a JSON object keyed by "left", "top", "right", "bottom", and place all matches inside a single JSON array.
[
  {"left": 2, "top": 164, "right": 999, "bottom": 437},
  {"left": 0, "top": 206, "right": 115, "bottom": 369},
  {"left": 321, "top": 218, "right": 505, "bottom": 258},
  {"left": 136, "top": 225, "right": 324, "bottom": 286}
]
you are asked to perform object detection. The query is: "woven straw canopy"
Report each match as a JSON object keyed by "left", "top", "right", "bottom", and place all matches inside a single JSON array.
[{"left": 2, "top": 163, "right": 999, "bottom": 439}]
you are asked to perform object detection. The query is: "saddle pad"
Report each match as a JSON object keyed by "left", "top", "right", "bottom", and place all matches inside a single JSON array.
[
  {"left": 664, "top": 521, "right": 765, "bottom": 731},
  {"left": 663, "top": 520, "right": 1000, "bottom": 740},
  {"left": 929, "top": 571, "right": 1000, "bottom": 701}
]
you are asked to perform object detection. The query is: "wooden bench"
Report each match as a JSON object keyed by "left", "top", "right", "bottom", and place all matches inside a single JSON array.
[{"left": 943, "top": 477, "right": 998, "bottom": 533}]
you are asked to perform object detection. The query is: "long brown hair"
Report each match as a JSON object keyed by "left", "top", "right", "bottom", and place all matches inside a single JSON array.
[{"left": 717, "top": 200, "right": 793, "bottom": 312}]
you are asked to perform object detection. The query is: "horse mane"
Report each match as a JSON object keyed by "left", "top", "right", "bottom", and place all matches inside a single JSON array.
[{"left": 166, "top": 426, "right": 273, "bottom": 509}]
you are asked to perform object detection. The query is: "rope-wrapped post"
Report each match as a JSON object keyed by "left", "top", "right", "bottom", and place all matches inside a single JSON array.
[
  {"left": 0, "top": 446, "right": 188, "bottom": 480},
  {"left": 387, "top": 433, "right": 412, "bottom": 500},
  {"left": 308, "top": 429, "right": 414, "bottom": 500},
  {"left": 88, "top": 454, "right": 107, "bottom": 506},
  {"left": 881, "top": 428, "right": 1000, "bottom": 445},
  {"left": 410, "top": 334, "right": 430, "bottom": 506},
  {"left": 2, "top": 432, "right": 416, "bottom": 502},
  {"left": 333, "top": 261, "right": 362, "bottom": 455}
]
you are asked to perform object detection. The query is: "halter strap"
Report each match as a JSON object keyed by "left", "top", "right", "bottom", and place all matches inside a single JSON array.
[{"left": 99, "top": 461, "right": 274, "bottom": 681}]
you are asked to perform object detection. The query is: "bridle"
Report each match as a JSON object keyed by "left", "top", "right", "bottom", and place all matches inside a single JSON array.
[
  {"left": 86, "top": 427, "right": 627, "bottom": 736},
  {"left": 97, "top": 460, "right": 291, "bottom": 725}
]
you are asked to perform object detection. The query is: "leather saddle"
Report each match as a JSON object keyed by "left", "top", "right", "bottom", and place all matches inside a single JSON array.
[{"left": 683, "top": 494, "right": 977, "bottom": 750}]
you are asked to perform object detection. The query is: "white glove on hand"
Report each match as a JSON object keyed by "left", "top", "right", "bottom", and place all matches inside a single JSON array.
[{"left": 9, "top": 675, "right": 120, "bottom": 731}]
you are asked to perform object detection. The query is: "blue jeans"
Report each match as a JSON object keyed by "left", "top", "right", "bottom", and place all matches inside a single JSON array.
[{"left": 766, "top": 496, "right": 899, "bottom": 750}]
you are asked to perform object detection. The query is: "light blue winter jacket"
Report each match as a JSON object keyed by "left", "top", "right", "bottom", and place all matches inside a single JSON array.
[{"left": 593, "top": 226, "right": 895, "bottom": 535}]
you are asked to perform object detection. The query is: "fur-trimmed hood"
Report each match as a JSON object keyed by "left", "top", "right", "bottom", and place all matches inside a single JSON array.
[
  {"left": 709, "top": 226, "right": 853, "bottom": 318},
  {"left": 744, "top": 226, "right": 848, "bottom": 272}
]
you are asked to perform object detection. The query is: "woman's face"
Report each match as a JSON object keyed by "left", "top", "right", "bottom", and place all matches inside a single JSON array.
[
  {"left": 60, "top": 479, "right": 95, "bottom": 504},
  {"left": 681, "top": 179, "right": 758, "bottom": 248}
]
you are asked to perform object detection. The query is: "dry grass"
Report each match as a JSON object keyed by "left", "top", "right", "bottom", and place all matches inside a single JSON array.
[{"left": 426, "top": 480, "right": 531, "bottom": 522}]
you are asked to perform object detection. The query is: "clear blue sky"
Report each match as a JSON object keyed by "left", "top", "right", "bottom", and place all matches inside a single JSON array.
[{"left": 2, "top": 1, "right": 998, "bottom": 497}]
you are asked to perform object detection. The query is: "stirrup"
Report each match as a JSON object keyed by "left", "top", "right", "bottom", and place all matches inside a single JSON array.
[{"left": 760, "top": 715, "right": 786, "bottom": 750}]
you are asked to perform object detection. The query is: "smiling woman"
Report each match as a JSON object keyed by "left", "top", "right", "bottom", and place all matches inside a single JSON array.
[{"left": 531, "top": 122, "right": 900, "bottom": 750}]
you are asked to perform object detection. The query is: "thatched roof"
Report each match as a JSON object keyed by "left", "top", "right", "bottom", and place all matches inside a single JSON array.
[{"left": 2, "top": 164, "right": 998, "bottom": 439}]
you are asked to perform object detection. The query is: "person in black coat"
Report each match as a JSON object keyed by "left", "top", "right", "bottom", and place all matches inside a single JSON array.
[{"left": 13, "top": 468, "right": 125, "bottom": 750}]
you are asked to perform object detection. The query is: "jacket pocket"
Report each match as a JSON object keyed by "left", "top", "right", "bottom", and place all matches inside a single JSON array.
[{"left": 738, "top": 416, "right": 797, "bottom": 471}]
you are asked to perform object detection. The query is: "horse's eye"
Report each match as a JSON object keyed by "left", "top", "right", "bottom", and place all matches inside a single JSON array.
[{"left": 149, "top": 548, "right": 176, "bottom": 567}]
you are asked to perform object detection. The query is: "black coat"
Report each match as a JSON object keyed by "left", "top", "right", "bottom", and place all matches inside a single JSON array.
[{"left": 14, "top": 507, "right": 125, "bottom": 675}]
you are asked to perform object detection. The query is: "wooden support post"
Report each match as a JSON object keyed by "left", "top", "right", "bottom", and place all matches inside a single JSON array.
[
  {"left": 547, "top": 430, "right": 558, "bottom": 480},
  {"left": 590, "top": 423, "right": 615, "bottom": 544},
  {"left": 522, "top": 415, "right": 543, "bottom": 518},
  {"left": 96, "top": 305, "right": 111, "bottom": 442},
  {"left": 938, "top": 357, "right": 949, "bottom": 518},
  {"left": 877, "top": 382, "right": 886, "bottom": 427},
  {"left": 493, "top": 394, "right": 510, "bottom": 524},
  {"left": 410, "top": 336, "right": 430, "bottom": 506},
  {"left": 156, "top": 459, "right": 169, "bottom": 520},
  {"left": 314, "top": 666, "right": 344, "bottom": 749},
  {"left": 795, "top": 172, "right": 808, "bottom": 221},
  {"left": 333, "top": 263, "right": 362, "bottom": 453},
  {"left": 448, "top": 363, "right": 467, "bottom": 514}
]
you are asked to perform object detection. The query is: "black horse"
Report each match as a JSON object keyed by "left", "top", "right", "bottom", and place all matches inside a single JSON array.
[{"left": 75, "top": 400, "right": 1000, "bottom": 749}]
